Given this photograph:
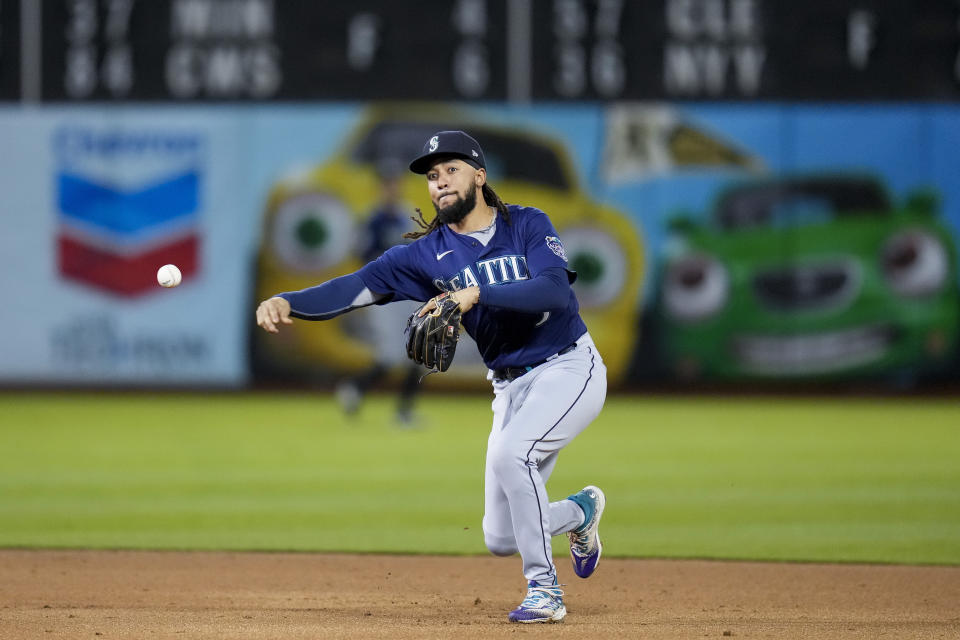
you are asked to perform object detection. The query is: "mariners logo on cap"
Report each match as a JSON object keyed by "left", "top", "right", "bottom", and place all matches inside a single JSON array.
[{"left": 410, "top": 130, "right": 486, "bottom": 174}]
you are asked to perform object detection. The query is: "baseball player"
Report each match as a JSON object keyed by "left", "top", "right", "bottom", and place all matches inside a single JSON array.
[
  {"left": 335, "top": 158, "right": 422, "bottom": 425},
  {"left": 256, "top": 130, "right": 607, "bottom": 624}
]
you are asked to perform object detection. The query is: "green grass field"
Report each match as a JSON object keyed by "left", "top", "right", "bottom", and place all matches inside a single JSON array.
[{"left": 1, "top": 392, "right": 958, "bottom": 564}]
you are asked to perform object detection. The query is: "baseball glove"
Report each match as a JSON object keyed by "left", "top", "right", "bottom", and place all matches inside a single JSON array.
[{"left": 405, "top": 292, "right": 462, "bottom": 373}]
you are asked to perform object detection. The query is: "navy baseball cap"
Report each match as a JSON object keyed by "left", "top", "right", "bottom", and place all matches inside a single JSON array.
[{"left": 409, "top": 130, "right": 486, "bottom": 174}]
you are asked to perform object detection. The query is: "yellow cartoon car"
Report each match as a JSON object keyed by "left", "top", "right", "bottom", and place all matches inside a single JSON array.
[{"left": 251, "top": 105, "right": 645, "bottom": 387}]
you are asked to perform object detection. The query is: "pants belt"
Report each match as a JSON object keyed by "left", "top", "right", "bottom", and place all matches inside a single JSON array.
[{"left": 492, "top": 343, "right": 578, "bottom": 383}]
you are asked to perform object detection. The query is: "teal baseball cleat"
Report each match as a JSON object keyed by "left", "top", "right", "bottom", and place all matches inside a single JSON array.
[{"left": 566, "top": 485, "right": 605, "bottom": 579}]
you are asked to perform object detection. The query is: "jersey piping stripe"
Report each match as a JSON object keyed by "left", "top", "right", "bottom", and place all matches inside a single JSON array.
[
  {"left": 523, "top": 346, "right": 596, "bottom": 585},
  {"left": 288, "top": 290, "right": 384, "bottom": 320},
  {"left": 289, "top": 306, "right": 357, "bottom": 320}
]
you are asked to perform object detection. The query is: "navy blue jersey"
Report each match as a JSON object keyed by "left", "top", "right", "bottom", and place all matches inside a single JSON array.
[{"left": 357, "top": 205, "right": 587, "bottom": 370}]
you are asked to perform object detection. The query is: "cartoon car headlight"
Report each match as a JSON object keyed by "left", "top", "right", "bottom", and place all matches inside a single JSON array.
[
  {"left": 881, "top": 230, "right": 948, "bottom": 298},
  {"left": 271, "top": 193, "right": 357, "bottom": 272},
  {"left": 663, "top": 254, "right": 729, "bottom": 321},
  {"left": 562, "top": 227, "right": 627, "bottom": 308}
]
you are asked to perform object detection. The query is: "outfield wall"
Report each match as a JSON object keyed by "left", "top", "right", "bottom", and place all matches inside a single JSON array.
[{"left": 1, "top": 103, "right": 959, "bottom": 388}]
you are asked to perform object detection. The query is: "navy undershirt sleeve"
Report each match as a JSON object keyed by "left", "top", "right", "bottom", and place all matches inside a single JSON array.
[
  {"left": 478, "top": 266, "right": 570, "bottom": 312},
  {"left": 277, "top": 273, "right": 374, "bottom": 321}
]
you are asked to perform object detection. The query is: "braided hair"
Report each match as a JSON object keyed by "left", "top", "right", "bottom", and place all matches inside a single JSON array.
[{"left": 404, "top": 183, "right": 511, "bottom": 240}]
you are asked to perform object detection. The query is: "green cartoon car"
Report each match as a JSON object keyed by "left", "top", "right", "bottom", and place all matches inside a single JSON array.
[{"left": 651, "top": 174, "right": 960, "bottom": 381}]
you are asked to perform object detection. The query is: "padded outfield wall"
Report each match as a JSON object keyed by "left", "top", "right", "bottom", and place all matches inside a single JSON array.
[{"left": 1, "top": 103, "right": 959, "bottom": 388}]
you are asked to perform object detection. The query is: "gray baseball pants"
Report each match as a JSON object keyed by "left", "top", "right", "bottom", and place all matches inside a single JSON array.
[{"left": 481, "top": 333, "right": 608, "bottom": 586}]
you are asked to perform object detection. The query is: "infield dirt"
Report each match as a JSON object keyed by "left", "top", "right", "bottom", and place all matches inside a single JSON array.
[{"left": 1, "top": 550, "right": 958, "bottom": 639}]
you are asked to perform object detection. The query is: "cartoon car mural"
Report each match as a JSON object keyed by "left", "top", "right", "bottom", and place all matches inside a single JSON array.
[
  {"left": 250, "top": 105, "right": 646, "bottom": 386},
  {"left": 650, "top": 174, "right": 960, "bottom": 381}
]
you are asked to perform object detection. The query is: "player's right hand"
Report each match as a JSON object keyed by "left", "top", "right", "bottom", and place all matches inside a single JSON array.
[{"left": 256, "top": 296, "right": 293, "bottom": 333}]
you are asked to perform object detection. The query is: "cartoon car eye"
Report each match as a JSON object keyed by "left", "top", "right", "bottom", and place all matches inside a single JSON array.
[
  {"left": 271, "top": 193, "right": 356, "bottom": 272},
  {"left": 562, "top": 227, "right": 627, "bottom": 308},
  {"left": 881, "top": 231, "right": 948, "bottom": 297},
  {"left": 663, "top": 254, "right": 730, "bottom": 321}
]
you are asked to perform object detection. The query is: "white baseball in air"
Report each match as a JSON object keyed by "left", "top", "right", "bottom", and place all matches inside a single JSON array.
[{"left": 157, "top": 264, "right": 183, "bottom": 288}]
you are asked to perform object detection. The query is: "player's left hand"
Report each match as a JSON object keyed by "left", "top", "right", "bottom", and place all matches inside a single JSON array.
[{"left": 419, "top": 286, "right": 480, "bottom": 316}]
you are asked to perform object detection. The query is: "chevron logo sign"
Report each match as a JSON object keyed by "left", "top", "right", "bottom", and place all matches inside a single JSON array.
[{"left": 54, "top": 127, "right": 204, "bottom": 296}]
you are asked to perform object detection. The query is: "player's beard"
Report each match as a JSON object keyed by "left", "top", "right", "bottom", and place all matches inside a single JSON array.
[{"left": 435, "top": 182, "right": 477, "bottom": 225}]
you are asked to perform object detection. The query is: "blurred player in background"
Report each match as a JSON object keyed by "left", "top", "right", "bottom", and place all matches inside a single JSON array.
[
  {"left": 335, "top": 159, "right": 422, "bottom": 425},
  {"left": 256, "top": 131, "right": 607, "bottom": 624}
]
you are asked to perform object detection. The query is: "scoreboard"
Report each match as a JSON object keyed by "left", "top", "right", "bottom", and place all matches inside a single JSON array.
[
  {"left": 3, "top": 0, "right": 960, "bottom": 102},
  {"left": 0, "top": 0, "right": 20, "bottom": 100}
]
